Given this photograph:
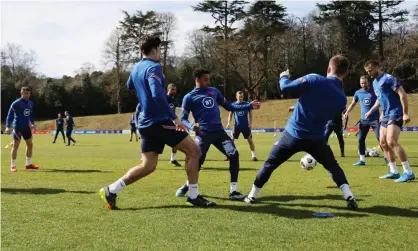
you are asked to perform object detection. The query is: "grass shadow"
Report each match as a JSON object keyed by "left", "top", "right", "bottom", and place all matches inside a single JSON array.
[
  {"left": 201, "top": 167, "right": 259, "bottom": 171},
  {"left": 40, "top": 169, "right": 111, "bottom": 173},
  {"left": 122, "top": 204, "right": 368, "bottom": 219},
  {"left": 1, "top": 188, "right": 94, "bottom": 195},
  {"left": 204, "top": 194, "right": 367, "bottom": 202}
]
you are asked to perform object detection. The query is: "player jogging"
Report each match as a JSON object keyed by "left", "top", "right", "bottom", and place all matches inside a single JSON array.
[
  {"left": 166, "top": 83, "right": 182, "bottom": 167},
  {"left": 99, "top": 36, "right": 215, "bottom": 209},
  {"left": 324, "top": 110, "right": 346, "bottom": 157},
  {"left": 53, "top": 112, "right": 66, "bottom": 144},
  {"left": 175, "top": 69, "right": 260, "bottom": 200},
  {"left": 226, "top": 91, "right": 258, "bottom": 161},
  {"left": 5, "top": 86, "right": 40, "bottom": 172},
  {"left": 344, "top": 75, "right": 387, "bottom": 166},
  {"left": 65, "top": 111, "right": 76, "bottom": 146},
  {"left": 244, "top": 55, "right": 358, "bottom": 210},
  {"left": 129, "top": 114, "right": 139, "bottom": 142},
  {"left": 364, "top": 60, "right": 415, "bottom": 182}
]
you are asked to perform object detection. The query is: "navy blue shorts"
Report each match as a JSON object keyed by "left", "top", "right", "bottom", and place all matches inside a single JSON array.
[
  {"left": 380, "top": 117, "right": 403, "bottom": 129},
  {"left": 139, "top": 120, "right": 188, "bottom": 154},
  {"left": 131, "top": 128, "right": 137, "bottom": 133},
  {"left": 13, "top": 128, "right": 32, "bottom": 141},
  {"left": 66, "top": 128, "right": 73, "bottom": 137},
  {"left": 358, "top": 120, "right": 380, "bottom": 139},
  {"left": 232, "top": 127, "right": 252, "bottom": 139}
]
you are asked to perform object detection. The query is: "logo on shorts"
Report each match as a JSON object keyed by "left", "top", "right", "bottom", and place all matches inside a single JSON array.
[
  {"left": 202, "top": 97, "right": 215, "bottom": 108},
  {"left": 24, "top": 109, "right": 30, "bottom": 116},
  {"left": 237, "top": 111, "right": 245, "bottom": 116},
  {"left": 363, "top": 98, "right": 371, "bottom": 106}
]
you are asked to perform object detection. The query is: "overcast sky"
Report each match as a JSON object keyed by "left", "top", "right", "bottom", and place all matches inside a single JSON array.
[{"left": 1, "top": 0, "right": 416, "bottom": 77}]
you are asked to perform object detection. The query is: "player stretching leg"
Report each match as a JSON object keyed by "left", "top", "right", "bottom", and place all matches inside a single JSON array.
[
  {"left": 344, "top": 75, "right": 387, "bottom": 166},
  {"left": 226, "top": 91, "right": 258, "bottom": 161},
  {"left": 364, "top": 60, "right": 415, "bottom": 182},
  {"left": 99, "top": 37, "right": 215, "bottom": 209},
  {"left": 324, "top": 111, "right": 345, "bottom": 157},
  {"left": 245, "top": 55, "right": 358, "bottom": 209},
  {"left": 175, "top": 69, "right": 260, "bottom": 200},
  {"left": 129, "top": 114, "right": 139, "bottom": 142},
  {"left": 5, "top": 87, "right": 40, "bottom": 172},
  {"left": 166, "top": 83, "right": 182, "bottom": 167}
]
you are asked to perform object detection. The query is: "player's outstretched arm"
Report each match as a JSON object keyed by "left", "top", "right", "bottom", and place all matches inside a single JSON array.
[
  {"left": 345, "top": 97, "right": 358, "bottom": 119},
  {"left": 5, "top": 103, "right": 16, "bottom": 130},
  {"left": 279, "top": 76, "right": 308, "bottom": 96},
  {"left": 29, "top": 103, "right": 35, "bottom": 128},
  {"left": 395, "top": 86, "right": 410, "bottom": 123},
  {"left": 365, "top": 100, "right": 380, "bottom": 119},
  {"left": 134, "top": 103, "right": 141, "bottom": 128},
  {"left": 216, "top": 89, "right": 256, "bottom": 112},
  {"left": 180, "top": 96, "right": 194, "bottom": 131},
  {"left": 226, "top": 111, "right": 232, "bottom": 128}
]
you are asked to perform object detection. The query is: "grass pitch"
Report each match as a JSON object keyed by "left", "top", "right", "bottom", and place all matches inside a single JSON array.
[{"left": 1, "top": 133, "right": 417, "bottom": 251}]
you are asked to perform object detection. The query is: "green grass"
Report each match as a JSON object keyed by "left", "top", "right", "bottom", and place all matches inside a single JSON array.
[{"left": 1, "top": 133, "right": 418, "bottom": 251}]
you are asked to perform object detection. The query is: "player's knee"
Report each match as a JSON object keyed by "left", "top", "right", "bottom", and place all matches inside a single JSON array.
[{"left": 386, "top": 138, "right": 398, "bottom": 148}]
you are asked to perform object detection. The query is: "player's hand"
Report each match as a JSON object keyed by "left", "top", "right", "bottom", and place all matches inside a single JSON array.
[
  {"left": 250, "top": 100, "right": 260, "bottom": 109},
  {"left": 192, "top": 123, "right": 200, "bottom": 132},
  {"left": 343, "top": 112, "right": 349, "bottom": 120},
  {"left": 280, "top": 69, "right": 290, "bottom": 78},
  {"left": 226, "top": 123, "right": 230, "bottom": 128},
  {"left": 30, "top": 124, "right": 36, "bottom": 130},
  {"left": 173, "top": 118, "right": 189, "bottom": 132},
  {"left": 4, "top": 128, "right": 10, "bottom": 134},
  {"left": 364, "top": 111, "right": 371, "bottom": 119},
  {"left": 403, "top": 114, "right": 410, "bottom": 124},
  {"left": 288, "top": 106, "right": 295, "bottom": 112}
]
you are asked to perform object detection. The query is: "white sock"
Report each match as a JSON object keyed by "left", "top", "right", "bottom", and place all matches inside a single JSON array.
[
  {"left": 360, "top": 155, "right": 365, "bottom": 162},
  {"left": 230, "top": 182, "right": 237, "bottom": 193},
  {"left": 108, "top": 179, "right": 126, "bottom": 194},
  {"left": 11, "top": 159, "right": 16, "bottom": 167},
  {"left": 248, "top": 184, "right": 261, "bottom": 198},
  {"left": 401, "top": 161, "right": 413, "bottom": 175},
  {"left": 389, "top": 162, "right": 399, "bottom": 174},
  {"left": 170, "top": 153, "right": 176, "bottom": 161},
  {"left": 189, "top": 184, "right": 199, "bottom": 199},
  {"left": 26, "top": 157, "right": 31, "bottom": 166},
  {"left": 251, "top": 151, "right": 256, "bottom": 158},
  {"left": 339, "top": 184, "right": 353, "bottom": 200},
  {"left": 186, "top": 180, "right": 189, "bottom": 186}
]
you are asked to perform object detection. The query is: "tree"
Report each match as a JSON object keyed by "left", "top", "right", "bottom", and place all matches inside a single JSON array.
[
  {"left": 372, "top": 0, "right": 409, "bottom": 61},
  {"left": 102, "top": 28, "right": 130, "bottom": 113},
  {"left": 119, "top": 10, "right": 161, "bottom": 63},
  {"left": 192, "top": 0, "right": 248, "bottom": 95},
  {"left": 0, "top": 43, "right": 37, "bottom": 85},
  {"left": 158, "top": 12, "right": 177, "bottom": 71},
  {"left": 74, "top": 61, "right": 96, "bottom": 75}
]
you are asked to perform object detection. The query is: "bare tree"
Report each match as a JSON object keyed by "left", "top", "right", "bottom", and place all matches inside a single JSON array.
[
  {"left": 75, "top": 61, "right": 97, "bottom": 75},
  {"left": 102, "top": 28, "right": 130, "bottom": 113},
  {"left": 158, "top": 12, "right": 177, "bottom": 71},
  {"left": 1, "top": 43, "right": 37, "bottom": 84}
]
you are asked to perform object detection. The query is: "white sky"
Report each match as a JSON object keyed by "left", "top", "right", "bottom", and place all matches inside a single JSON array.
[{"left": 1, "top": 0, "right": 416, "bottom": 77}]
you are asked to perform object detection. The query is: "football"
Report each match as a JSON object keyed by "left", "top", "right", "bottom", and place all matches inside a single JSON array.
[{"left": 300, "top": 154, "right": 317, "bottom": 170}]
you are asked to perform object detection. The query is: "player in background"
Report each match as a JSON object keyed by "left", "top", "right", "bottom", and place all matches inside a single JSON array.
[
  {"left": 244, "top": 55, "right": 358, "bottom": 209},
  {"left": 129, "top": 114, "right": 139, "bottom": 142},
  {"left": 324, "top": 110, "right": 346, "bottom": 157},
  {"left": 364, "top": 60, "right": 415, "bottom": 182},
  {"left": 175, "top": 69, "right": 260, "bottom": 200},
  {"left": 5, "top": 86, "right": 40, "bottom": 172},
  {"left": 65, "top": 111, "right": 76, "bottom": 146},
  {"left": 226, "top": 91, "right": 258, "bottom": 161},
  {"left": 53, "top": 112, "right": 66, "bottom": 144},
  {"left": 344, "top": 75, "right": 388, "bottom": 166},
  {"left": 166, "top": 83, "right": 182, "bottom": 167},
  {"left": 100, "top": 36, "right": 215, "bottom": 209}
]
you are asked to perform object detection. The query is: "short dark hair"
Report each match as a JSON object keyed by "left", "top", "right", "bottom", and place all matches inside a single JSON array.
[
  {"left": 364, "top": 60, "right": 379, "bottom": 68},
  {"left": 193, "top": 69, "right": 210, "bottom": 79},
  {"left": 21, "top": 86, "right": 31, "bottom": 92},
  {"left": 236, "top": 91, "right": 244, "bottom": 95},
  {"left": 329, "top": 55, "right": 350, "bottom": 76},
  {"left": 140, "top": 36, "right": 162, "bottom": 55}
]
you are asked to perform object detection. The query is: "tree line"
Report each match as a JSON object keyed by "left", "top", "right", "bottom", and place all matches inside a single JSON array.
[{"left": 2, "top": 0, "right": 418, "bottom": 121}]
